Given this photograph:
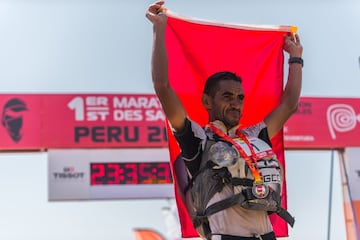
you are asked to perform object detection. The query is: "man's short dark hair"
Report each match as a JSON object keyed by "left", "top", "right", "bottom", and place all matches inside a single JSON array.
[{"left": 203, "top": 71, "right": 242, "bottom": 97}]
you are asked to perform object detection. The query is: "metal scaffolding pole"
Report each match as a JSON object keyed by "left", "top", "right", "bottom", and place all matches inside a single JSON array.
[{"left": 327, "top": 149, "right": 335, "bottom": 240}]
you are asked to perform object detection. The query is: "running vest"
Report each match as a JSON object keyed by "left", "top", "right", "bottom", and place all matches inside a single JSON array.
[{"left": 185, "top": 125, "right": 295, "bottom": 240}]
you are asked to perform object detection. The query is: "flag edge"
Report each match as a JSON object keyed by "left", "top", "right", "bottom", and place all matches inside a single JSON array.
[{"left": 166, "top": 10, "right": 297, "bottom": 33}]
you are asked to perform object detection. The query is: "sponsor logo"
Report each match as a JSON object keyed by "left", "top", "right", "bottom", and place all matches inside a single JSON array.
[
  {"left": 52, "top": 166, "right": 85, "bottom": 181},
  {"left": 1, "top": 98, "right": 27, "bottom": 143},
  {"left": 327, "top": 104, "right": 360, "bottom": 139},
  {"left": 262, "top": 174, "right": 281, "bottom": 183}
]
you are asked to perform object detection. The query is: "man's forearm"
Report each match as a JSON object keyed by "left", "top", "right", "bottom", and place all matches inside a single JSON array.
[
  {"left": 282, "top": 62, "right": 302, "bottom": 112},
  {"left": 151, "top": 28, "right": 169, "bottom": 90}
]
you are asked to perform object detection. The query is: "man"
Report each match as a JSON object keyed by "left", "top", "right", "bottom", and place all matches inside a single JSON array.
[{"left": 146, "top": 1, "right": 303, "bottom": 240}]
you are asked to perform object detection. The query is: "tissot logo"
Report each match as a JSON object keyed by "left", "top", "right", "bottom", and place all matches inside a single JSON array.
[
  {"left": 53, "top": 166, "right": 85, "bottom": 180},
  {"left": 1, "top": 98, "right": 27, "bottom": 143}
]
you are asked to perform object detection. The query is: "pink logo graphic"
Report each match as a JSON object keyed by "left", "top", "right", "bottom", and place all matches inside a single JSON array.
[{"left": 327, "top": 104, "right": 360, "bottom": 139}]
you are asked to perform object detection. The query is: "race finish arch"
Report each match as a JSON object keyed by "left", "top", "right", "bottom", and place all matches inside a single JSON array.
[{"left": 0, "top": 94, "right": 360, "bottom": 238}]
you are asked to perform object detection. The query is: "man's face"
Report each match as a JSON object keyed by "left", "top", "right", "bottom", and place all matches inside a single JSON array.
[{"left": 208, "top": 80, "right": 244, "bottom": 128}]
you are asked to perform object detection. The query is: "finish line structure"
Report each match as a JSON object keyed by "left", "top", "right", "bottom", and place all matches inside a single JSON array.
[{"left": 0, "top": 94, "right": 359, "bottom": 239}]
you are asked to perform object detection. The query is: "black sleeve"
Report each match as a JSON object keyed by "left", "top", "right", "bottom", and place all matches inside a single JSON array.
[
  {"left": 173, "top": 118, "right": 203, "bottom": 175},
  {"left": 258, "top": 127, "right": 272, "bottom": 147}
]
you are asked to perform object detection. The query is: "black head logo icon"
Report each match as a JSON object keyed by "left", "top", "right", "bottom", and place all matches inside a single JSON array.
[{"left": 1, "top": 98, "right": 28, "bottom": 143}]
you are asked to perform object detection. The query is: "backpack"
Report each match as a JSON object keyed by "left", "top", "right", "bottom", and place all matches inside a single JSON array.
[{"left": 184, "top": 137, "right": 295, "bottom": 240}]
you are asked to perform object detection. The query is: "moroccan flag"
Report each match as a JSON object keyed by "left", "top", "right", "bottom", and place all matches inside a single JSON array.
[{"left": 164, "top": 11, "right": 296, "bottom": 238}]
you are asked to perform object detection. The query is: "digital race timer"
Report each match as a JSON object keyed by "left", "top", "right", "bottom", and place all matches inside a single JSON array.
[
  {"left": 90, "top": 162, "right": 172, "bottom": 185},
  {"left": 49, "top": 148, "right": 175, "bottom": 200}
]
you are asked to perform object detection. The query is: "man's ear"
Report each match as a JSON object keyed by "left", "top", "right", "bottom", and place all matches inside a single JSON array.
[{"left": 202, "top": 94, "right": 212, "bottom": 110}]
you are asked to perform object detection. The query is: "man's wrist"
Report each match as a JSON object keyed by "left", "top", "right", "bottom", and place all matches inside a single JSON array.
[{"left": 288, "top": 57, "right": 303, "bottom": 67}]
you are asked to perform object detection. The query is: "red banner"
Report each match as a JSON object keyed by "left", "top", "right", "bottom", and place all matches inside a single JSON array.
[
  {"left": 0, "top": 94, "right": 167, "bottom": 149},
  {"left": 43, "top": 94, "right": 167, "bottom": 148},
  {"left": 284, "top": 97, "right": 360, "bottom": 149},
  {"left": 1, "top": 95, "right": 360, "bottom": 150}
]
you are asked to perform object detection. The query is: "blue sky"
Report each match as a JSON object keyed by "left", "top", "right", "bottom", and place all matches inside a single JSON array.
[{"left": 0, "top": 0, "right": 359, "bottom": 239}]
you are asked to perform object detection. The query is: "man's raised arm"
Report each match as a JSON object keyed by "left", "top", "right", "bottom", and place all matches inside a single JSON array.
[
  {"left": 265, "top": 33, "right": 303, "bottom": 138},
  {"left": 146, "top": 1, "right": 187, "bottom": 132}
]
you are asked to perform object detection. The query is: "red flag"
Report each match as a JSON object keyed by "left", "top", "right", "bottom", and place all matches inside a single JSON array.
[{"left": 165, "top": 11, "right": 294, "bottom": 238}]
